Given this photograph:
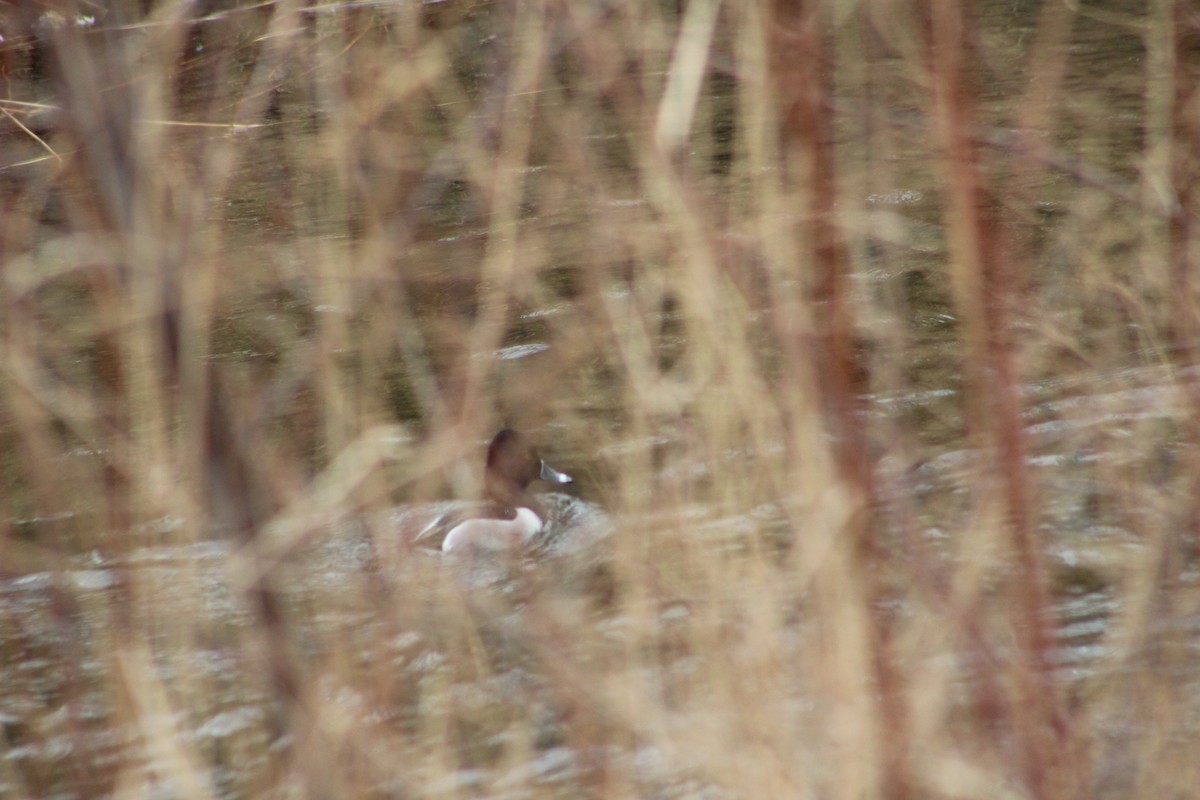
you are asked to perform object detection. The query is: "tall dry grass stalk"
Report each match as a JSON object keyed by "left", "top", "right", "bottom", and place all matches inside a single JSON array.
[{"left": 1, "top": 1, "right": 1198, "bottom": 798}]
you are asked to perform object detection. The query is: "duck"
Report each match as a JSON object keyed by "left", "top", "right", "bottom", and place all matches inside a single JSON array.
[{"left": 414, "top": 429, "right": 574, "bottom": 554}]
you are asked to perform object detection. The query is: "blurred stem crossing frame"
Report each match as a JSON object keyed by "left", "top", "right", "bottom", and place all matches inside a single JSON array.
[
  {"left": 924, "top": 2, "right": 1072, "bottom": 797},
  {"left": 772, "top": 3, "right": 910, "bottom": 800}
]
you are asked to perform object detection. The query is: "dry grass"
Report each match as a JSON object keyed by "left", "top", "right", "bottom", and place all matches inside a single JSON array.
[{"left": 1, "top": 1, "right": 1199, "bottom": 798}]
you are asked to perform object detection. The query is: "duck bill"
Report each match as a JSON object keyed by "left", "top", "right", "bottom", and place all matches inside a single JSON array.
[{"left": 539, "top": 460, "right": 573, "bottom": 484}]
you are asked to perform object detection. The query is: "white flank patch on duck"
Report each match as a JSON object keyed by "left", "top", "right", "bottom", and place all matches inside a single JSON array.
[{"left": 442, "top": 507, "right": 544, "bottom": 554}]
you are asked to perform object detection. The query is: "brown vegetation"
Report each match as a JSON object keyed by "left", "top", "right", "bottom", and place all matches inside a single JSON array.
[{"left": 1, "top": 1, "right": 1198, "bottom": 798}]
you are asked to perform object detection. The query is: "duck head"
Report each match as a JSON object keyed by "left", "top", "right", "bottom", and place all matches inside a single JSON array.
[{"left": 484, "top": 428, "right": 572, "bottom": 505}]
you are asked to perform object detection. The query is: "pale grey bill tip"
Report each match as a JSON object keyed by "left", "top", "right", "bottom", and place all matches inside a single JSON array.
[{"left": 540, "top": 460, "right": 573, "bottom": 484}]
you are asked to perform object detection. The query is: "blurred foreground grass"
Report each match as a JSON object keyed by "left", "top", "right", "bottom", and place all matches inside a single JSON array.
[{"left": 1, "top": 1, "right": 1199, "bottom": 798}]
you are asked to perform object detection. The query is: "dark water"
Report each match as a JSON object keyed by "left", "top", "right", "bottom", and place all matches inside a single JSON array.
[{"left": 3, "top": 357, "right": 1193, "bottom": 797}]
